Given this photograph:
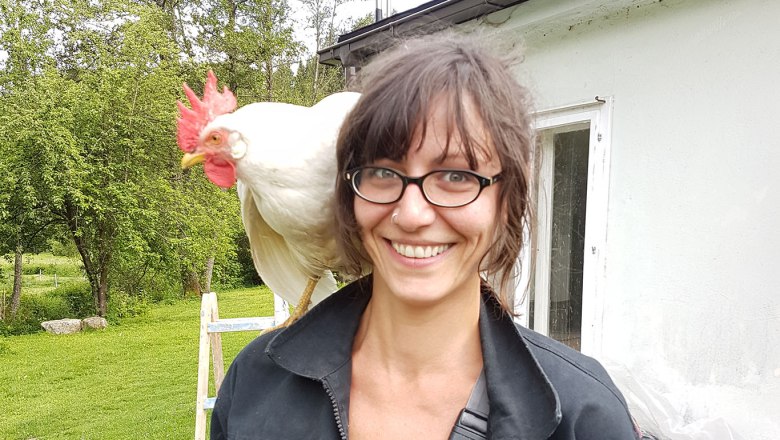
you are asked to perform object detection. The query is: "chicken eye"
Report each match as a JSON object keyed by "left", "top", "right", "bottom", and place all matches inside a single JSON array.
[{"left": 211, "top": 133, "right": 221, "bottom": 142}]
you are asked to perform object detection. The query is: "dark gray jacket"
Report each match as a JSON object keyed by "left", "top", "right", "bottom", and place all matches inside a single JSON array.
[{"left": 211, "top": 277, "right": 639, "bottom": 439}]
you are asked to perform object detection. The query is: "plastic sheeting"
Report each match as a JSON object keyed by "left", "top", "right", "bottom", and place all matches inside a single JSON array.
[{"left": 603, "top": 362, "right": 744, "bottom": 440}]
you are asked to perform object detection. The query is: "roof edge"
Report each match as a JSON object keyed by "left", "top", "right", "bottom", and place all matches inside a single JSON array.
[{"left": 318, "top": 0, "right": 530, "bottom": 67}]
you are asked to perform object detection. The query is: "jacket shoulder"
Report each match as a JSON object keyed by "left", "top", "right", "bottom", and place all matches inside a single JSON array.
[
  {"left": 214, "top": 328, "right": 285, "bottom": 409},
  {"left": 514, "top": 324, "right": 622, "bottom": 399},
  {"left": 514, "top": 324, "right": 639, "bottom": 439},
  {"left": 233, "top": 328, "right": 281, "bottom": 366}
]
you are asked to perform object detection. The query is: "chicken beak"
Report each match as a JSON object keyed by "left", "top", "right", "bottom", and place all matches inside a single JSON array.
[{"left": 181, "top": 152, "right": 207, "bottom": 169}]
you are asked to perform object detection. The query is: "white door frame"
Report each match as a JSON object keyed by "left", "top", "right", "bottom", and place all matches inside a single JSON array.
[{"left": 515, "top": 97, "right": 613, "bottom": 356}]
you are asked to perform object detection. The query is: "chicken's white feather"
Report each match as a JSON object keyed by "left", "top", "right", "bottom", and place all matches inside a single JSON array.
[
  {"left": 237, "top": 181, "right": 336, "bottom": 306},
  {"left": 206, "top": 92, "right": 361, "bottom": 308}
]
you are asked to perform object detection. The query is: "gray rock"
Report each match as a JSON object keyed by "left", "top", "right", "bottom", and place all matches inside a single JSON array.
[
  {"left": 41, "top": 319, "right": 82, "bottom": 335},
  {"left": 81, "top": 316, "right": 108, "bottom": 330}
]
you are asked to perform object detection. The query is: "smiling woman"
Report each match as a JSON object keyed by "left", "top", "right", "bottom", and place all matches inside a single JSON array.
[{"left": 210, "top": 32, "right": 640, "bottom": 440}]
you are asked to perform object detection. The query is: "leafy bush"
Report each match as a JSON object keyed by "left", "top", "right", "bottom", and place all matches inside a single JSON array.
[
  {"left": 0, "top": 283, "right": 93, "bottom": 336},
  {"left": 0, "top": 293, "right": 71, "bottom": 336},
  {"left": 233, "top": 233, "right": 263, "bottom": 287},
  {"left": 51, "top": 282, "right": 94, "bottom": 318},
  {"left": 106, "top": 290, "right": 149, "bottom": 323},
  {"left": 22, "top": 265, "right": 44, "bottom": 276},
  {"left": 48, "top": 238, "right": 79, "bottom": 258}
]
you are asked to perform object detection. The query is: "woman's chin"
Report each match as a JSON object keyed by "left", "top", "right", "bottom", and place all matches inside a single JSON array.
[{"left": 374, "top": 272, "right": 477, "bottom": 308}]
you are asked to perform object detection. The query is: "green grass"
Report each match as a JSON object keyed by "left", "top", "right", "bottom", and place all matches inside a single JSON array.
[
  {"left": 0, "top": 253, "right": 86, "bottom": 297},
  {"left": 0, "top": 286, "right": 274, "bottom": 439}
]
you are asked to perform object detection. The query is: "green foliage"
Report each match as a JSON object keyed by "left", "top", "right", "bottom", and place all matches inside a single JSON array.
[
  {"left": 106, "top": 290, "right": 150, "bottom": 322},
  {"left": 0, "top": 292, "right": 71, "bottom": 336},
  {"left": 48, "top": 238, "right": 79, "bottom": 258},
  {"left": 0, "top": 281, "right": 153, "bottom": 335},
  {"left": 234, "top": 232, "right": 264, "bottom": 286},
  {"left": 51, "top": 282, "right": 95, "bottom": 318},
  {"left": 192, "top": 0, "right": 302, "bottom": 103},
  {"left": 0, "top": 0, "right": 236, "bottom": 313},
  {"left": 0, "top": 282, "right": 93, "bottom": 336}
]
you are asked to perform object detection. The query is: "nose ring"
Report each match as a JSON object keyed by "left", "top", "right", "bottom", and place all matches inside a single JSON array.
[{"left": 391, "top": 211, "right": 399, "bottom": 225}]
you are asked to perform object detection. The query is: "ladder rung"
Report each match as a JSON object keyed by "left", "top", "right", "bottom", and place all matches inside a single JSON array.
[
  {"left": 207, "top": 317, "right": 276, "bottom": 333},
  {"left": 204, "top": 397, "right": 217, "bottom": 410}
]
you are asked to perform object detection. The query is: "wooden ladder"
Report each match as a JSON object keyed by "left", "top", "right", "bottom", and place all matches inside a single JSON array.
[{"left": 194, "top": 291, "right": 289, "bottom": 440}]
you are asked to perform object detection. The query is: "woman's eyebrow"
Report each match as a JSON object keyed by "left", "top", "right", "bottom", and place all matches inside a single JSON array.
[{"left": 437, "top": 151, "right": 473, "bottom": 165}]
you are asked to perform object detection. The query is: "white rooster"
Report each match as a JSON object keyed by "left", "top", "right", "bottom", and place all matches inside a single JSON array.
[{"left": 177, "top": 71, "right": 360, "bottom": 327}]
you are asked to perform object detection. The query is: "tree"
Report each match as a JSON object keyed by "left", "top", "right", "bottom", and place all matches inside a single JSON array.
[
  {"left": 0, "top": 155, "right": 59, "bottom": 319},
  {"left": 191, "top": 0, "right": 301, "bottom": 101},
  {"left": 0, "top": 0, "right": 63, "bottom": 318},
  {"left": 299, "top": 0, "right": 348, "bottom": 103},
  {"left": 0, "top": 0, "right": 194, "bottom": 315}
]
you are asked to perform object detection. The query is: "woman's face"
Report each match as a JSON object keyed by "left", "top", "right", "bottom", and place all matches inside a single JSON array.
[{"left": 354, "top": 97, "right": 502, "bottom": 306}]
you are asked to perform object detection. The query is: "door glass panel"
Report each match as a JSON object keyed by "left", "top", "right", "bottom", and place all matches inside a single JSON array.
[{"left": 548, "top": 129, "right": 589, "bottom": 350}]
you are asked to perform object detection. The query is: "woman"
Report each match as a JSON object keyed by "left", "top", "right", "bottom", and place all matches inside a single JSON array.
[{"left": 211, "top": 33, "right": 639, "bottom": 439}]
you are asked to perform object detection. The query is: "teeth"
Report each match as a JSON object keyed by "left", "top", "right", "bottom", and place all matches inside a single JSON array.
[{"left": 391, "top": 242, "right": 451, "bottom": 259}]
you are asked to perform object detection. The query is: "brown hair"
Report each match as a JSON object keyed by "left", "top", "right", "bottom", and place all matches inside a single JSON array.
[{"left": 335, "top": 32, "right": 534, "bottom": 315}]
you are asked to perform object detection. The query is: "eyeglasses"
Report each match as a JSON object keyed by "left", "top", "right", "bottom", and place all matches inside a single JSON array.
[{"left": 345, "top": 166, "right": 502, "bottom": 208}]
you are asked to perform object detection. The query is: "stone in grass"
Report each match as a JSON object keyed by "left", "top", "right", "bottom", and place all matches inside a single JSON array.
[
  {"left": 81, "top": 316, "right": 108, "bottom": 330},
  {"left": 41, "top": 318, "right": 82, "bottom": 335}
]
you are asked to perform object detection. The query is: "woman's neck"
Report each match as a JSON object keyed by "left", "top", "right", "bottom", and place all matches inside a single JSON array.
[{"left": 351, "top": 276, "right": 483, "bottom": 378}]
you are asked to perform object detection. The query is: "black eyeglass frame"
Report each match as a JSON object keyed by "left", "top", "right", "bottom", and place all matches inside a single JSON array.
[{"left": 344, "top": 166, "right": 502, "bottom": 208}]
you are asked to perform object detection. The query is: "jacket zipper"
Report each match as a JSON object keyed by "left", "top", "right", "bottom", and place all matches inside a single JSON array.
[{"left": 322, "top": 380, "right": 348, "bottom": 440}]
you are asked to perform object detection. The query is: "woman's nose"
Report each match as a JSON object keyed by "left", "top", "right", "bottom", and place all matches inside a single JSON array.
[{"left": 393, "top": 184, "right": 436, "bottom": 230}]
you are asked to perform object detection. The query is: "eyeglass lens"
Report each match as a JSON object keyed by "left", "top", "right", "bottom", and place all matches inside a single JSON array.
[{"left": 352, "top": 167, "right": 483, "bottom": 207}]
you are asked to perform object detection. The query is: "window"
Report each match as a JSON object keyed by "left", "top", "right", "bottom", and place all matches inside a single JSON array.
[{"left": 515, "top": 98, "right": 612, "bottom": 356}]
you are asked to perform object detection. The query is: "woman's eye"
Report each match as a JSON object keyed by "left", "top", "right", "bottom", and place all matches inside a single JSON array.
[
  {"left": 441, "top": 171, "right": 468, "bottom": 183},
  {"left": 371, "top": 168, "right": 397, "bottom": 179}
]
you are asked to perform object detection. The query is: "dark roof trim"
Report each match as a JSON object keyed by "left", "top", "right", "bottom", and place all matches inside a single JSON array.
[{"left": 318, "top": 0, "right": 529, "bottom": 67}]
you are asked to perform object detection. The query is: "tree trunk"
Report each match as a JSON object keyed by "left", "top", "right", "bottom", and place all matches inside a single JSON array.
[
  {"left": 203, "top": 256, "right": 215, "bottom": 293},
  {"left": 65, "top": 203, "right": 102, "bottom": 317},
  {"left": 10, "top": 243, "right": 23, "bottom": 318}
]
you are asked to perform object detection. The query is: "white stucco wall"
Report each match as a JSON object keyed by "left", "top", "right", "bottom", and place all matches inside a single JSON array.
[{"left": 475, "top": 0, "right": 780, "bottom": 437}]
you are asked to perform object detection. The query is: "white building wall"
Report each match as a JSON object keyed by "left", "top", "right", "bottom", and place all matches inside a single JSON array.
[{"left": 478, "top": 0, "right": 780, "bottom": 437}]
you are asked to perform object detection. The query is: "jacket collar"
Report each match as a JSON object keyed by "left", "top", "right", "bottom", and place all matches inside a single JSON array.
[
  {"left": 266, "top": 277, "right": 561, "bottom": 439},
  {"left": 478, "top": 286, "right": 562, "bottom": 439}
]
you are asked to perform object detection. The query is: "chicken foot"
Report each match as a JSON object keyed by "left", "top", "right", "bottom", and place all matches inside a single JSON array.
[{"left": 261, "top": 276, "right": 319, "bottom": 334}]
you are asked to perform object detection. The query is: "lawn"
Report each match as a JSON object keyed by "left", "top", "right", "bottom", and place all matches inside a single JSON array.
[{"left": 0, "top": 286, "right": 274, "bottom": 439}]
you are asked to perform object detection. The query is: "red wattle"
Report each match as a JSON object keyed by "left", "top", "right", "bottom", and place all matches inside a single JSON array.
[{"left": 204, "top": 159, "right": 237, "bottom": 189}]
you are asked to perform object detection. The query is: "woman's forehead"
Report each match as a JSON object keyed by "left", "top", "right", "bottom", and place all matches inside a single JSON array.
[
  {"left": 406, "top": 95, "right": 496, "bottom": 167},
  {"left": 355, "top": 90, "right": 499, "bottom": 170}
]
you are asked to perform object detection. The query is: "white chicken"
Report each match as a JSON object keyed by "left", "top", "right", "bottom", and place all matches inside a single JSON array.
[{"left": 177, "top": 71, "right": 360, "bottom": 326}]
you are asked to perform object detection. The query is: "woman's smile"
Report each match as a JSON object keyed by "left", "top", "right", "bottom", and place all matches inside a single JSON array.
[{"left": 389, "top": 240, "right": 452, "bottom": 259}]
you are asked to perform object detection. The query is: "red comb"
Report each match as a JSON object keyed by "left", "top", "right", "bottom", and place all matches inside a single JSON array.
[{"left": 176, "top": 70, "right": 237, "bottom": 152}]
